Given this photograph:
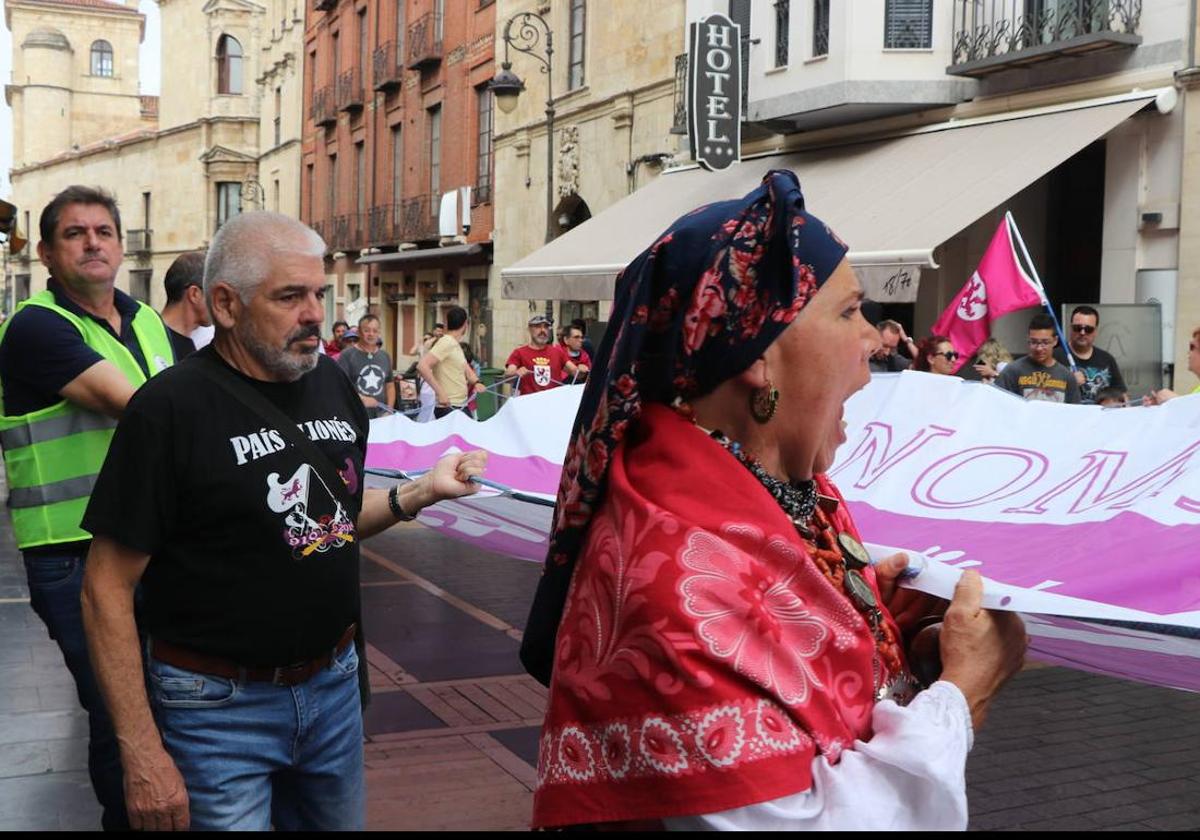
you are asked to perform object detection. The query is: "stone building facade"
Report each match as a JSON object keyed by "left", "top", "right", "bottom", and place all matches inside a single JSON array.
[
  {"left": 490, "top": 0, "right": 686, "bottom": 357},
  {"left": 5, "top": 0, "right": 304, "bottom": 312}
]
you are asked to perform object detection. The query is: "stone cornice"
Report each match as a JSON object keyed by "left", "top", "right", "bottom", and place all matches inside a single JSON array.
[{"left": 10, "top": 115, "right": 259, "bottom": 174}]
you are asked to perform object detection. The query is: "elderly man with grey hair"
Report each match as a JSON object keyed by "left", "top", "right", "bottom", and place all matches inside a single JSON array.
[{"left": 79, "top": 213, "right": 486, "bottom": 831}]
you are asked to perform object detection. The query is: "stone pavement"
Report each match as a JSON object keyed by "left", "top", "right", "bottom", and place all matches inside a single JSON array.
[{"left": 0, "top": 502, "right": 1198, "bottom": 830}]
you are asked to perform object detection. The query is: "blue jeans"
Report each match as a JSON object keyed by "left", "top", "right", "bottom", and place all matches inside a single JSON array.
[
  {"left": 146, "top": 642, "right": 365, "bottom": 831},
  {"left": 23, "top": 548, "right": 129, "bottom": 832}
]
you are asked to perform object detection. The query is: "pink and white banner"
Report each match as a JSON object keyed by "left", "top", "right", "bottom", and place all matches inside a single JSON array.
[{"left": 366, "top": 375, "right": 1200, "bottom": 692}]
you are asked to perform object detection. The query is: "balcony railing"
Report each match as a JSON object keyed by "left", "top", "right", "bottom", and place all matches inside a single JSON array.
[
  {"left": 398, "top": 194, "right": 438, "bottom": 242},
  {"left": 373, "top": 42, "right": 404, "bottom": 91},
  {"left": 949, "top": 0, "right": 1142, "bottom": 77},
  {"left": 126, "top": 228, "right": 152, "bottom": 255},
  {"left": 330, "top": 213, "right": 368, "bottom": 251},
  {"left": 310, "top": 84, "right": 337, "bottom": 126},
  {"left": 313, "top": 0, "right": 337, "bottom": 12},
  {"left": 813, "top": 0, "right": 830, "bottom": 57},
  {"left": 336, "top": 68, "right": 365, "bottom": 112},
  {"left": 312, "top": 218, "right": 328, "bottom": 245},
  {"left": 472, "top": 182, "right": 492, "bottom": 206},
  {"left": 407, "top": 12, "right": 443, "bottom": 70},
  {"left": 368, "top": 205, "right": 397, "bottom": 245},
  {"left": 670, "top": 53, "right": 688, "bottom": 135}
]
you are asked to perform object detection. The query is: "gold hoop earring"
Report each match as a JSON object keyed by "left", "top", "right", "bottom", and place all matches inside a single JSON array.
[{"left": 750, "top": 381, "right": 779, "bottom": 424}]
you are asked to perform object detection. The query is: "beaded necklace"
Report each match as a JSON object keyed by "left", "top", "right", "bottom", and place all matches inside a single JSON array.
[{"left": 702, "top": 423, "right": 913, "bottom": 703}]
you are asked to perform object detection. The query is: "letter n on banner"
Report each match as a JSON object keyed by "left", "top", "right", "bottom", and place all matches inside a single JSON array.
[{"left": 688, "top": 14, "right": 742, "bottom": 172}]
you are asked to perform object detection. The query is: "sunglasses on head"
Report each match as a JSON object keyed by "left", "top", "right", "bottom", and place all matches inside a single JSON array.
[
  {"left": 1072, "top": 324, "right": 1096, "bottom": 334},
  {"left": 935, "top": 350, "right": 959, "bottom": 361}
]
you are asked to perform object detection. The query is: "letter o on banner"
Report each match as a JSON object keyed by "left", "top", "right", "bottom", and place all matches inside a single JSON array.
[{"left": 911, "top": 446, "right": 1049, "bottom": 510}]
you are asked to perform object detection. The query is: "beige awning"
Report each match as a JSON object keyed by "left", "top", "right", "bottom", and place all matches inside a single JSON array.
[{"left": 501, "top": 91, "right": 1165, "bottom": 301}]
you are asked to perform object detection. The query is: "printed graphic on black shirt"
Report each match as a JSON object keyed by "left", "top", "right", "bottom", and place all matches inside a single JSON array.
[{"left": 267, "top": 463, "right": 356, "bottom": 560}]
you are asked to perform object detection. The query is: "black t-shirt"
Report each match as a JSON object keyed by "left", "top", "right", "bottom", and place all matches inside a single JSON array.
[
  {"left": 81, "top": 346, "right": 369, "bottom": 667},
  {"left": 1054, "top": 345, "right": 1126, "bottom": 403},
  {"left": 0, "top": 281, "right": 152, "bottom": 416},
  {"left": 167, "top": 327, "right": 197, "bottom": 362}
]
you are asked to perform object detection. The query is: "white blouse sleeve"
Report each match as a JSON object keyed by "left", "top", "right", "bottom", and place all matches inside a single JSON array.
[{"left": 663, "top": 681, "right": 974, "bottom": 831}]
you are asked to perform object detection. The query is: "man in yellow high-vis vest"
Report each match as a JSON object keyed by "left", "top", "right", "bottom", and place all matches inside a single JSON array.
[{"left": 0, "top": 186, "right": 174, "bottom": 831}]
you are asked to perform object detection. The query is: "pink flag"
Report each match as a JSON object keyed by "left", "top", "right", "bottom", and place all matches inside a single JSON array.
[{"left": 931, "top": 217, "right": 1044, "bottom": 371}]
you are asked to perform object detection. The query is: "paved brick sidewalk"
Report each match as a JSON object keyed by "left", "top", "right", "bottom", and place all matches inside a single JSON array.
[{"left": 1, "top": 502, "right": 1197, "bottom": 830}]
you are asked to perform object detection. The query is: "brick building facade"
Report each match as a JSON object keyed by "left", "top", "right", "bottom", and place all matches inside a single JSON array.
[{"left": 302, "top": 0, "right": 496, "bottom": 367}]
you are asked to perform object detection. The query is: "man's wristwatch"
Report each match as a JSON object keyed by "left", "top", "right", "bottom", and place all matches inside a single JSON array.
[{"left": 387, "top": 484, "right": 418, "bottom": 522}]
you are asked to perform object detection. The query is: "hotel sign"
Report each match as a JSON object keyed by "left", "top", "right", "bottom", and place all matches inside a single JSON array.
[{"left": 688, "top": 14, "right": 742, "bottom": 172}]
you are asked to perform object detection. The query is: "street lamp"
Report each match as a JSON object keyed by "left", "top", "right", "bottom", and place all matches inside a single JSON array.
[{"left": 490, "top": 11, "right": 556, "bottom": 244}]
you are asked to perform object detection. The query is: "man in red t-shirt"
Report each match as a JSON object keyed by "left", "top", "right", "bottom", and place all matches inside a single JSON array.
[{"left": 506, "top": 314, "right": 578, "bottom": 394}]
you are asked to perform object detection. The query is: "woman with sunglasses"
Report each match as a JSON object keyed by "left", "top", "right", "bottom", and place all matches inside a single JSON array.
[{"left": 913, "top": 335, "right": 959, "bottom": 375}]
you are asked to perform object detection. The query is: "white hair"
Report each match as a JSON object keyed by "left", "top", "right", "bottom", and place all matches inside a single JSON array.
[{"left": 203, "top": 212, "right": 326, "bottom": 305}]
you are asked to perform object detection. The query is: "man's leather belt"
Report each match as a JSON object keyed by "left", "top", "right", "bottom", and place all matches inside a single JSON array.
[{"left": 148, "top": 624, "right": 357, "bottom": 687}]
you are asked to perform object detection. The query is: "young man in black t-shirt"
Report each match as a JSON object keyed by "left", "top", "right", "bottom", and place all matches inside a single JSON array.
[
  {"left": 79, "top": 213, "right": 486, "bottom": 831},
  {"left": 1053, "top": 305, "right": 1127, "bottom": 404}
]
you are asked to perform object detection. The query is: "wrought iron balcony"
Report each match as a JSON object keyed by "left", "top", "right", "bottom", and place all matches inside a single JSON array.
[
  {"left": 813, "top": 0, "right": 830, "bottom": 57},
  {"left": 472, "top": 182, "right": 492, "bottom": 206},
  {"left": 311, "top": 218, "right": 328, "bottom": 245},
  {"left": 313, "top": 0, "right": 337, "bottom": 12},
  {"left": 126, "top": 228, "right": 152, "bottom": 255},
  {"left": 670, "top": 53, "right": 688, "bottom": 135},
  {"left": 373, "top": 42, "right": 404, "bottom": 91},
  {"left": 407, "top": 12, "right": 443, "bottom": 70},
  {"left": 330, "top": 213, "right": 369, "bottom": 251},
  {"left": 336, "top": 69, "right": 364, "bottom": 112},
  {"left": 368, "top": 204, "right": 398, "bottom": 245},
  {"left": 398, "top": 194, "right": 438, "bottom": 242},
  {"left": 949, "top": 0, "right": 1142, "bottom": 77},
  {"left": 310, "top": 85, "right": 337, "bottom": 126}
]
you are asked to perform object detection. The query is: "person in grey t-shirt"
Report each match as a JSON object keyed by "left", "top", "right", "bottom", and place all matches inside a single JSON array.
[
  {"left": 337, "top": 314, "right": 395, "bottom": 418},
  {"left": 993, "top": 313, "right": 1081, "bottom": 404}
]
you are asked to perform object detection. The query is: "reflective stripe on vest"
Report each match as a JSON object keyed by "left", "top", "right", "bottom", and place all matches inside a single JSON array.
[
  {"left": 8, "top": 474, "right": 98, "bottom": 509},
  {"left": 0, "top": 290, "right": 174, "bottom": 548},
  {"left": 0, "top": 410, "right": 117, "bottom": 451}
]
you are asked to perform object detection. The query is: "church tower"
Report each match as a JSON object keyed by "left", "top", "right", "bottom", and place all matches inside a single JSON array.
[{"left": 5, "top": 0, "right": 147, "bottom": 168}]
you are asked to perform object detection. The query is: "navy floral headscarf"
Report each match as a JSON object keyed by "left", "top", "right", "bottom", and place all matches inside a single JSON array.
[{"left": 521, "top": 169, "right": 850, "bottom": 683}]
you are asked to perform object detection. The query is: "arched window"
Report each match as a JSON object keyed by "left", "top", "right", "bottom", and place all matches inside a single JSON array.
[
  {"left": 90, "top": 40, "right": 113, "bottom": 77},
  {"left": 216, "top": 34, "right": 244, "bottom": 95}
]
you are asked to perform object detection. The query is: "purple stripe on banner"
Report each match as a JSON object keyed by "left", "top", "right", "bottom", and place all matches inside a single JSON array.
[
  {"left": 1027, "top": 615, "right": 1200, "bottom": 693},
  {"left": 367, "top": 438, "right": 563, "bottom": 495},
  {"left": 416, "top": 505, "right": 549, "bottom": 563},
  {"left": 849, "top": 503, "right": 1200, "bottom": 616}
]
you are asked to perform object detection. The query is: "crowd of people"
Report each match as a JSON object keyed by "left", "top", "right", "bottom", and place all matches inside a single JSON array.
[
  {"left": 869, "top": 302, "right": 1192, "bottom": 409},
  {"left": 0, "top": 179, "right": 1195, "bottom": 832}
]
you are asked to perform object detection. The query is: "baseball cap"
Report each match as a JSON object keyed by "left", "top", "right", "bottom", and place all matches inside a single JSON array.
[
  {"left": 528, "top": 315, "right": 553, "bottom": 327},
  {"left": 343, "top": 328, "right": 359, "bottom": 340}
]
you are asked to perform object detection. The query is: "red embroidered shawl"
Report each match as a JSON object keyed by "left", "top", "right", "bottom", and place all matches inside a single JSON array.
[{"left": 532, "top": 404, "right": 904, "bottom": 828}]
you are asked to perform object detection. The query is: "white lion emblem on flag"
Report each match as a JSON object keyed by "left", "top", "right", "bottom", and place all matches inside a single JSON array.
[{"left": 956, "top": 272, "right": 988, "bottom": 322}]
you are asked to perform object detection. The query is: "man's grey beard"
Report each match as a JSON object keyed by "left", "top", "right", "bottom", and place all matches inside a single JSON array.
[{"left": 235, "top": 319, "right": 320, "bottom": 382}]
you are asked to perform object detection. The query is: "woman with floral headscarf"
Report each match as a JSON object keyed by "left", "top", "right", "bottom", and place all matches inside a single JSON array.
[{"left": 521, "top": 171, "right": 1027, "bottom": 830}]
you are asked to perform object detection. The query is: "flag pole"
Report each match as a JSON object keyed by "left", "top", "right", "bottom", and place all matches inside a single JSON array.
[{"left": 1005, "top": 211, "right": 1076, "bottom": 371}]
